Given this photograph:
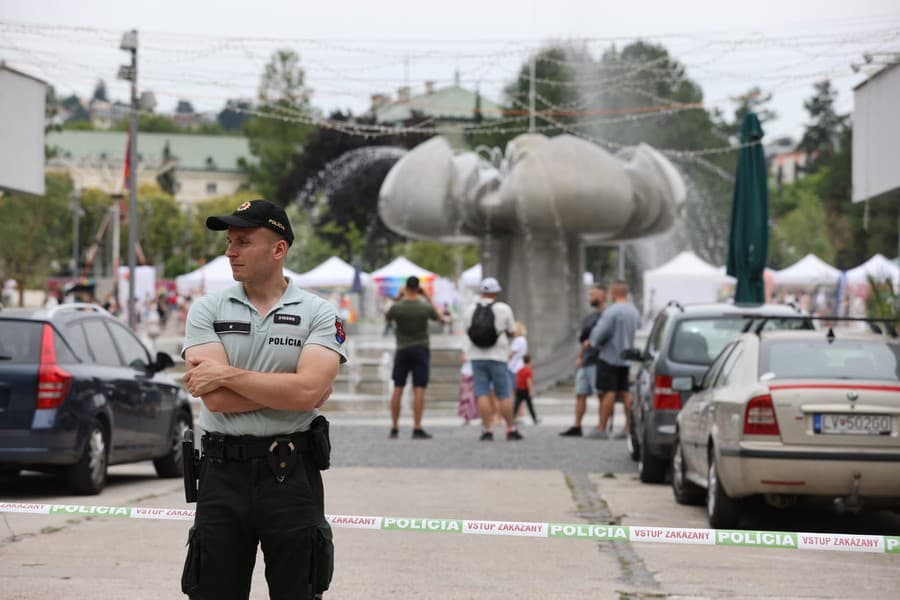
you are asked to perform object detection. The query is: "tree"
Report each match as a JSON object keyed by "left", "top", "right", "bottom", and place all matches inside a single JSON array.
[
  {"left": 186, "top": 191, "right": 259, "bottom": 264},
  {"left": 72, "top": 188, "right": 117, "bottom": 276},
  {"left": 156, "top": 142, "right": 177, "bottom": 195},
  {"left": 92, "top": 80, "right": 109, "bottom": 103},
  {"left": 135, "top": 185, "right": 185, "bottom": 267},
  {"left": 467, "top": 45, "right": 581, "bottom": 150},
  {"left": 63, "top": 120, "right": 96, "bottom": 131},
  {"left": 768, "top": 171, "right": 834, "bottom": 268},
  {"left": 176, "top": 100, "right": 195, "bottom": 114},
  {"left": 240, "top": 49, "right": 314, "bottom": 204},
  {"left": 218, "top": 99, "right": 254, "bottom": 131},
  {"left": 403, "top": 241, "right": 480, "bottom": 277},
  {"left": 278, "top": 110, "right": 434, "bottom": 269},
  {"left": 817, "top": 125, "right": 897, "bottom": 269},
  {"left": 716, "top": 86, "right": 777, "bottom": 141},
  {"left": 798, "top": 80, "right": 847, "bottom": 172},
  {"left": 113, "top": 113, "right": 180, "bottom": 133},
  {"left": 0, "top": 174, "right": 74, "bottom": 304},
  {"left": 470, "top": 41, "right": 735, "bottom": 266},
  {"left": 61, "top": 94, "right": 90, "bottom": 122}
]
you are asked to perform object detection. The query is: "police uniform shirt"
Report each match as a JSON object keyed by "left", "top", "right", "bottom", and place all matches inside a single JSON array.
[{"left": 182, "top": 281, "right": 348, "bottom": 437}]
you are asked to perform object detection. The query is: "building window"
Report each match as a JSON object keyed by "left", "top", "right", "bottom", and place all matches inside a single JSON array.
[
  {"left": 174, "top": 181, "right": 182, "bottom": 193},
  {"left": 206, "top": 182, "right": 217, "bottom": 194}
]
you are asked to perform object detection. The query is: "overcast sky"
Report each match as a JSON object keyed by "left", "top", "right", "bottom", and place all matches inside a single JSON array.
[{"left": 3, "top": 0, "right": 898, "bottom": 143}]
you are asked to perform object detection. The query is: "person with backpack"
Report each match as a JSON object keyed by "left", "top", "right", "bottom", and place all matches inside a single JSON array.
[{"left": 462, "top": 277, "right": 523, "bottom": 441}]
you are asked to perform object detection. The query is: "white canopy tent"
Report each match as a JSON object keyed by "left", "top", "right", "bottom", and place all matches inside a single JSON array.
[
  {"left": 291, "top": 256, "right": 371, "bottom": 289},
  {"left": 845, "top": 253, "right": 900, "bottom": 286},
  {"left": 460, "top": 263, "right": 482, "bottom": 288},
  {"left": 176, "top": 255, "right": 302, "bottom": 296},
  {"left": 460, "top": 263, "right": 595, "bottom": 288},
  {"left": 370, "top": 256, "right": 435, "bottom": 279},
  {"left": 643, "top": 251, "right": 731, "bottom": 316},
  {"left": 772, "top": 254, "right": 842, "bottom": 287}
]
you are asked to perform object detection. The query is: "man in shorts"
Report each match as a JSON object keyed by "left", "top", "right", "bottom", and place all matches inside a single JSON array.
[
  {"left": 463, "top": 277, "right": 523, "bottom": 441},
  {"left": 386, "top": 276, "right": 444, "bottom": 439},
  {"left": 588, "top": 280, "right": 639, "bottom": 439},
  {"left": 560, "top": 284, "right": 606, "bottom": 437}
]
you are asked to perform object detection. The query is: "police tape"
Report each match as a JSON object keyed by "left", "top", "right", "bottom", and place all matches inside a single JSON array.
[{"left": 2, "top": 501, "right": 898, "bottom": 555}]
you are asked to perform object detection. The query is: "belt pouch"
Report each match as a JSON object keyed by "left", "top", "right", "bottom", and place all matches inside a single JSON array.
[{"left": 308, "top": 415, "right": 331, "bottom": 470}]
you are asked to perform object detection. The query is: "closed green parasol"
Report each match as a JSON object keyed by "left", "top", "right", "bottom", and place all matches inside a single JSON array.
[{"left": 726, "top": 112, "right": 769, "bottom": 304}]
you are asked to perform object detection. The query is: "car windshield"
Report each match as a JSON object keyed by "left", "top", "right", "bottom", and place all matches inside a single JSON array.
[
  {"left": 670, "top": 316, "right": 804, "bottom": 366},
  {"left": 0, "top": 320, "right": 43, "bottom": 363},
  {"left": 760, "top": 338, "right": 900, "bottom": 381}
]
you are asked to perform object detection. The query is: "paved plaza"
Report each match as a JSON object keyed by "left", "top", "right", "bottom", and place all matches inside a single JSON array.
[{"left": 3, "top": 410, "right": 900, "bottom": 599}]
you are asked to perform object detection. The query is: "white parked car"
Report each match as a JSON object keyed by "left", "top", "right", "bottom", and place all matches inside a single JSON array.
[{"left": 671, "top": 320, "right": 900, "bottom": 528}]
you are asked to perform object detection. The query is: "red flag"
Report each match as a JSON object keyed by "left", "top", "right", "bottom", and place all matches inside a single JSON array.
[{"left": 123, "top": 130, "right": 131, "bottom": 190}]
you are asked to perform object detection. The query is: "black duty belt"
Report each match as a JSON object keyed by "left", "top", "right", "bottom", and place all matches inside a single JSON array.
[{"left": 201, "top": 431, "right": 311, "bottom": 462}]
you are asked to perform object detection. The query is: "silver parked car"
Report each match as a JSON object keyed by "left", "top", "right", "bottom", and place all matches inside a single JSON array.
[{"left": 671, "top": 319, "right": 900, "bottom": 528}]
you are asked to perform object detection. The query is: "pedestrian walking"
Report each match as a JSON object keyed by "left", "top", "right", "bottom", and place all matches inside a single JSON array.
[
  {"left": 180, "top": 199, "right": 346, "bottom": 599},
  {"left": 560, "top": 284, "right": 607, "bottom": 437},
  {"left": 513, "top": 354, "right": 539, "bottom": 425},
  {"left": 463, "top": 277, "right": 523, "bottom": 441},
  {"left": 385, "top": 276, "right": 444, "bottom": 439},
  {"left": 588, "top": 280, "right": 640, "bottom": 439},
  {"left": 458, "top": 352, "right": 478, "bottom": 424},
  {"left": 442, "top": 302, "right": 453, "bottom": 334}
]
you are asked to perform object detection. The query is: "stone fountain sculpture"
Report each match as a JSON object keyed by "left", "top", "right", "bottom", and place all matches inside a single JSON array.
[{"left": 379, "top": 133, "right": 685, "bottom": 390}]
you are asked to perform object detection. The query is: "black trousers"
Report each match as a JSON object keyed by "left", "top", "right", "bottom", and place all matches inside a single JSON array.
[
  {"left": 514, "top": 388, "right": 538, "bottom": 423},
  {"left": 181, "top": 447, "right": 332, "bottom": 599}
]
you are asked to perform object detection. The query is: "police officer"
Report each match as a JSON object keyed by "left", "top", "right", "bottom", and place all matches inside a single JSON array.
[{"left": 180, "top": 199, "right": 347, "bottom": 599}]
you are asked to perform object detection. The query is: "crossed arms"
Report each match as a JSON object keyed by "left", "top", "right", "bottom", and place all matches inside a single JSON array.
[{"left": 182, "top": 342, "right": 340, "bottom": 413}]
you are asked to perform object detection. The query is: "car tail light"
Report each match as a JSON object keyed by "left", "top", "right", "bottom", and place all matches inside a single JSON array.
[
  {"left": 37, "top": 323, "right": 72, "bottom": 409},
  {"left": 653, "top": 375, "right": 681, "bottom": 410},
  {"left": 743, "top": 394, "right": 780, "bottom": 436}
]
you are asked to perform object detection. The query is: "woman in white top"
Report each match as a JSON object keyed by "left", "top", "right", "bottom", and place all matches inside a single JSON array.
[{"left": 507, "top": 321, "right": 528, "bottom": 417}]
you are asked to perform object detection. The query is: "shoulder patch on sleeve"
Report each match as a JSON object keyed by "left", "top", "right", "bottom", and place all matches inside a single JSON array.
[{"left": 334, "top": 317, "right": 346, "bottom": 344}]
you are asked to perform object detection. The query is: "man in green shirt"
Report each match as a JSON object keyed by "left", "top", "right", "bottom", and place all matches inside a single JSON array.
[{"left": 386, "top": 276, "right": 444, "bottom": 439}]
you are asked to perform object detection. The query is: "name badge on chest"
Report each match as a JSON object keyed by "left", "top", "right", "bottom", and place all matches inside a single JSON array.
[
  {"left": 213, "top": 321, "right": 251, "bottom": 334},
  {"left": 273, "top": 313, "right": 301, "bottom": 326}
]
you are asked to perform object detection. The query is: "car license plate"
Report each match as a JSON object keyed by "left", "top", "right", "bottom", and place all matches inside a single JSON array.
[{"left": 813, "top": 414, "right": 891, "bottom": 435}]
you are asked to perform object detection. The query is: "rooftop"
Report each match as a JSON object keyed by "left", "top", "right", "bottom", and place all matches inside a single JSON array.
[
  {"left": 374, "top": 83, "right": 503, "bottom": 123},
  {"left": 46, "top": 130, "right": 252, "bottom": 172}
]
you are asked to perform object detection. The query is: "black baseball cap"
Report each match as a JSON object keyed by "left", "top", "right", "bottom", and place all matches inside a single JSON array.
[
  {"left": 405, "top": 276, "right": 420, "bottom": 290},
  {"left": 206, "top": 199, "right": 294, "bottom": 246}
]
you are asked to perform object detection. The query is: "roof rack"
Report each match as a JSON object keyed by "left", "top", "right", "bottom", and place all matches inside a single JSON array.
[
  {"left": 740, "top": 315, "right": 815, "bottom": 334},
  {"left": 666, "top": 300, "right": 685, "bottom": 312},
  {"left": 739, "top": 315, "right": 898, "bottom": 338},
  {"left": 45, "top": 303, "right": 111, "bottom": 318}
]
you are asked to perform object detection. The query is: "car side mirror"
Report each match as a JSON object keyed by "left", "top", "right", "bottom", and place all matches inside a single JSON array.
[
  {"left": 154, "top": 351, "right": 175, "bottom": 372},
  {"left": 671, "top": 376, "right": 695, "bottom": 392},
  {"left": 621, "top": 348, "right": 646, "bottom": 362}
]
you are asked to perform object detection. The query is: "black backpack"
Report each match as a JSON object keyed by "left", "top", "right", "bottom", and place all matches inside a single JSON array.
[{"left": 467, "top": 302, "right": 499, "bottom": 348}]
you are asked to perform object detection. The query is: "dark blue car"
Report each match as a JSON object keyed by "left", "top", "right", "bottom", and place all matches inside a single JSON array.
[{"left": 0, "top": 303, "right": 192, "bottom": 494}]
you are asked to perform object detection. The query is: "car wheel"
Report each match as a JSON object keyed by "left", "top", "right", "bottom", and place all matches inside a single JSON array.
[
  {"left": 638, "top": 426, "right": 667, "bottom": 483},
  {"left": 626, "top": 418, "right": 640, "bottom": 461},
  {"left": 672, "top": 436, "right": 704, "bottom": 505},
  {"left": 67, "top": 419, "right": 108, "bottom": 495},
  {"left": 707, "top": 449, "right": 741, "bottom": 528},
  {"left": 153, "top": 411, "right": 191, "bottom": 478}
]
